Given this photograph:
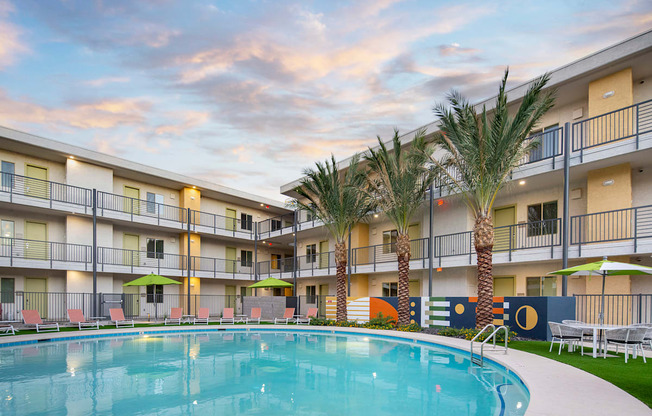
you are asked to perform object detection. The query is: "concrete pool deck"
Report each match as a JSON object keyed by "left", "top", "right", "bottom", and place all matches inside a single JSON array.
[{"left": 0, "top": 325, "right": 649, "bottom": 416}]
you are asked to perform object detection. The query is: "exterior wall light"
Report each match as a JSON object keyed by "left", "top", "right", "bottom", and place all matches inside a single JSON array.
[
  {"left": 519, "top": 180, "right": 526, "bottom": 185},
  {"left": 602, "top": 91, "right": 615, "bottom": 99}
]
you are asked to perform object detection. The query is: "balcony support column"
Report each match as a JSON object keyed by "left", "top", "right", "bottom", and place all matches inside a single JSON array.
[
  {"left": 92, "top": 188, "right": 98, "bottom": 316},
  {"left": 428, "top": 185, "right": 434, "bottom": 296},
  {"left": 187, "top": 207, "right": 191, "bottom": 315},
  {"left": 347, "top": 226, "right": 352, "bottom": 296},
  {"left": 254, "top": 222, "right": 258, "bottom": 296},
  {"left": 293, "top": 210, "right": 297, "bottom": 295},
  {"left": 562, "top": 122, "right": 571, "bottom": 296}
]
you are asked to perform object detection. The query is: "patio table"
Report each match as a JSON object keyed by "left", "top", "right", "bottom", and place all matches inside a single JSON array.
[
  {"left": 235, "top": 314, "right": 247, "bottom": 323},
  {"left": 182, "top": 315, "right": 194, "bottom": 324},
  {"left": 566, "top": 323, "right": 626, "bottom": 358}
]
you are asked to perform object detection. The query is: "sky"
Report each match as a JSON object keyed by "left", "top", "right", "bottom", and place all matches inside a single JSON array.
[{"left": 0, "top": 0, "right": 651, "bottom": 202}]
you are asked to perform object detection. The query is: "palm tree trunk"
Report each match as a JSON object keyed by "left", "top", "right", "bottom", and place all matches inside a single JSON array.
[
  {"left": 335, "top": 241, "right": 348, "bottom": 322},
  {"left": 474, "top": 215, "right": 494, "bottom": 329},
  {"left": 396, "top": 233, "right": 411, "bottom": 326}
]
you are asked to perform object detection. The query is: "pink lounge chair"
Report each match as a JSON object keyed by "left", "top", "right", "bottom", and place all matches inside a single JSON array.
[
  {"left": 220, "top": 307, "right": 234, "bottom": 324},
  {"left": 165, "top": 307, "right": 183, "bottom": 325},
  {"left": 21, "top": 310, "right": 59, "bottom": 333},
  {"left": 67, "top": 309, "right": 99, "bottom": 330},
  {"left": 194, "top": 308, "right": 210, "bottom": 324},
  {"left": 246, "top": 307, "right": 261, "bottom": 324},
  {"left": 275, "top": 308, "right": 295, "bottom": 325},
  {"left": 297, "top": 308, "right": 318, "bottom": 325},
  {"left": 110, "top": 308, "right": 134, "bottom": 328}
]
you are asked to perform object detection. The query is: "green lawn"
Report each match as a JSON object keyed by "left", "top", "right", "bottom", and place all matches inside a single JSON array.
[{"left": 510, "top": 341, "right": 651, "bottom": 408}]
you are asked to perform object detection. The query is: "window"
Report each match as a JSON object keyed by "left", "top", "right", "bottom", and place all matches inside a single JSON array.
[
  {"left": 526, "top": 276, "right": 557, "bottom": 296},
  {"left": 1, "top": 220, "right": 13, "bottom": 246},
  {"left": 529, "top": 124, "right": 559, "bottom": 162},
  {"left": 241, "top": 213, "right": 253, "bottom": 231},
  {"left": 241, "top": 250, "right": 253, "bottom": 267},
  {"left": 306, "top": 211, "right": 314, "bottom": 222},
  {"left": 306, "top": 244, "right": 316, "bottom": 263},
  {"left": 527, "top": 201, "right": 558, "bottom": 236},
  {"left": 271, "top": 219, "right": 282, "bottom": 231},
  {"left": 146, "top": 193, "right": 164, "bottom": 214},
  {"left": 1, "top": 161, "right": 14, "bottom": 189},
  {"left": 382, "top": 282, "right": 398, "bottom": 297},
  {"left": 306, "top": 285, "right": 316, "bottom": 304},
  {"left": 146, "top": 284, "right": 163, "bottom": 303},
  {"left": 382, "top": 230, "right": 398, "bottom": 254},
  {"left": 271, "top": 254, "right": 281, "bottom": 270},
  {"left": 1, "top": 278, "right": 14, "bottom": 303},
  {"left": 146, "top": 239, "right": 164, "bottom": 259},
  {"left": 241, "top": 287, "right": 252, "bottom": 297}
]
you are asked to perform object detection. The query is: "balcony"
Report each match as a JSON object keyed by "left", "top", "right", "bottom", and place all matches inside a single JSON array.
[
  {"left": 257, "top": 212, "right": 296, "bottom": 239},
  {"left": 190, "top": 256, "right": 254, "bottom": 279},
  {"left": 258, "top": 252, "right": 335, "bottom": 279},
  {"left": 97, "top": 191, "right": 187, "bottom": 229},
  {"left": 189, "top": 210, "right": 254, "bottom": 240},
  {"left": 0, "top": 172, "right": 92, "bottom": 214},
  {"left": 0, "top": 237, "right": 92, "bottom": 271}
]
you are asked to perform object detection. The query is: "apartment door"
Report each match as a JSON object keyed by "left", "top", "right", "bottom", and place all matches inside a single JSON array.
[
  {"left": 225, "top": 247, "right": 236, "bottom": 273},
  {"left": 123, "top": 285, "right": 140, "bottom": 318},
  {"left": 24, "top": 278, "right": 47, "bottom": 318},
  {"left": 225, "top": 208, "right": 237, "bottom": 232},
  {"left": 25, "top": 221, "right": 47, "bottom": 260},
  {"left": 225, "top": 285, "right": 236, "bottom": 309},
  {"left": 493, "top": 206, "right": 515, "bottom": 251},
  {"left": 318, "top": 284, "right": 329, "bottom": 317},
  {"left": 493, "top": 276, "right": 515, "bottom": 297},
  {"left": 123, "top": 234, "right": 140, "bottom": 267},
  {"left": 409, "top": 280, "right": 420, "bottom": 296},
  {"left": 319, "top": 240, "right": 329, "bottom": 268},
  {"left": 123, "top": 186, "right": 140, "bottom": 215},
  {"left": 25, "top": 164, "right": 48, "bottom": 199}
]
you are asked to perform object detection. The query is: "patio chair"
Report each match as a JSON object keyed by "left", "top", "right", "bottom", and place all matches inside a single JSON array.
[
  {"left": 246, "top": 308, "right": 261, "bottom": 324},
  {"left": 220, "top": 308, "right": 235, "bottom": 324},
  {"left": 562, "top": 319, "right": 593, "bottom": 339},
  {"left": 21, "top": 310, "right": 59, "bottom": 333},
  {"left": 194, "top": 308, "right": 210, "bottom": 324},
  {"left": 630, "top": 324, "right": 652, "bottom": 349},
  {"left": 604, "top": 327, "right": 647, "bottom": 363},
  {"left": 296, "top": 308, "right": 318, "bottom": 325},
  {"left": 0, "top": 325, "right": 15, "bottom": 336},
  {"left": 109, "top": 308, "right": 135, "bottom": 328},
  {"left": 548, "top": 322, "right": 583, "bottom": 355},
  {"left": 275, "top": 308, "right": 295, "bottom": 325},
  {"left": 165, "top": 308, "right": 183, "bottom": 325},
  {"left": 67, "top": 309, "right": 99, "bottom": 330}
]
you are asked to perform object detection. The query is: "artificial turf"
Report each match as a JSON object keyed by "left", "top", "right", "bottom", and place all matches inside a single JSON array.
[{"left": 510, "top": 341, "right": 652, "bottom": 408}]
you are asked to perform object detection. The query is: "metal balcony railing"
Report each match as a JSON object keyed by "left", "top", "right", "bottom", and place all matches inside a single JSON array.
[
  {"left": 575, "top": 294, "right": 652, "bottom": 326},
  {"left": 520, "top": 126, "right": 564, "bottom": 167},
  {"left": 257, "top": 256, "right": 296, "bottom": 278},
  {"left": 0, "top": 237, "right": 92, "bottom": 268},
  {"left": 97, "top": 191, "right": 187, "bottom": 226},
  {"left": 258, "top": 252, "right": 337, "bottom": 279},
  {"left": 190, "top": 256, "right": 254, "bottom": 278},
  {"left": 0, "top": 172, "right": 93, "bottom": 209},
  {"left": 352, "top": 237, "right": 429, "bottom": 272},
  {"left": 572, "top": 98, "right": 652, "bottom": 158},
  {"left": 570, "top": 204, "right": 652, "bottom": 255},
  {"left": 97, "top": 247, "right": 188, "bottom": 274},
  {"left": 189, "top": 210, "right": 252, "bottom": 237},
  {"left": 257, "top": 212, "right": 296, "bottom": 238}
]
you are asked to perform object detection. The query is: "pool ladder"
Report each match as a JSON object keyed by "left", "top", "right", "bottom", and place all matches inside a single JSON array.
[{"left": 470, "top": 324, "right": 508, "bottom": 367}]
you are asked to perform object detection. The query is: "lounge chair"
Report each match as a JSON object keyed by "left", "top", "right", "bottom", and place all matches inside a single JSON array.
[
  {"left": 67, "top": 309, "right": 100, "bottom": 330},
  {"left": 275, "top": 308, "right": 295, "bottom": 325},
  {"left": 110, "top": 308, "right": 135, "bottom": 328},
  {"left": 548, "top": 322, "right": 583, "bottom": 355},
  {"left": 21, "top": 310, "right": 59, "bottom": 333},
  {"left": 246, "top": 308, "right": 261, "bottom": 324},
  {"left": 220, "top": 308, "right": 235, "bottom": 324},
  {"left": 0, "top": 325, "right": 15, "bottom": 336},
  {"left": 604, "top": 327, "right": 647, "bottom": 363},
  {"left": 296, "top": 308, "right": 318, "bottom": 325},
  {"left": 631, "top": 323, "right": 652, "bottom": 349},
  {"left": 165, "top": 308, "right": 183, "bottom": 325},
  {"left": 194, "top": 308, "right": 210, "bottom": 324}
]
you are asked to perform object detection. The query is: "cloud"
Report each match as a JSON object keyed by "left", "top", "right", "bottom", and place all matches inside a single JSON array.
[
  {"left": 0, "top": 0, "right": 28, "bottom": 68},
  {"left": 438, "top": 43, "right": 480, "bottom": 57},
  {"left": 153, "top": 110, "right": 209, "bottom": 136},
  {"left": 83, "top": 77, "right": 130, "bottom": 87}
]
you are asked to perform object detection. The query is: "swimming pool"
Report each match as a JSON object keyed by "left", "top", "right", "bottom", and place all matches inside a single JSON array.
[{"left": 0, "top": 330, "right": 528, "bottom": 415}]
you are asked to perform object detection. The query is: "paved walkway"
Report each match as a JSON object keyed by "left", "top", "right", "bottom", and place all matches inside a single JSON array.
[{"left": 0, "top": 325, "right": 650, "bottom": 415}]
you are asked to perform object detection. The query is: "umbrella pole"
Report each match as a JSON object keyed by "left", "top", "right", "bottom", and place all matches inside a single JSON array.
[{"left": 600, "top": 272, "right": 606, "bottom": 326}]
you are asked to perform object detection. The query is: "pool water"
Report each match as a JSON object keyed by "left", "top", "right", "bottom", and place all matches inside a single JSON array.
[{"left": 0, "top": 331, "right": 528, "bottom": 415}]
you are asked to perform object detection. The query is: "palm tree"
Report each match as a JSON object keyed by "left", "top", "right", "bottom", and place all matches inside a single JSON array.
[
  {"left": 427, "top": 69, "right": 555, "bottom": 328},
  {"left": 295, "top": 155, "right": 372, "bottom": 322},
  {"left": 364, "top": 129, "right": 435, "bottom": 326}
]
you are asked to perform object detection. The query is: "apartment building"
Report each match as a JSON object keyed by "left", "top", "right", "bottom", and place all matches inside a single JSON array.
[
  {"left": 0, "top": 127, "right": 295, "bottom": 317},
  {"left": 271, "top": 31, "right": 652, "bottom": 307}
]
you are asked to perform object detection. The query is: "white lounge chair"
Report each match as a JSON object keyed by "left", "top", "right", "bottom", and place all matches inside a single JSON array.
[
  {"left": 275, "top": 308, "right": 295, "bottom": 325},
  {"left": 21, "top": 310, "right": 59, "bottom": 333},
  {"left": 165, "top": 308, "right": 183, "bottom": 325},
  {"left": 194, "top": 308, "right": 210, "bottom": 324},
  {"left": 0, "top": 325, "right": 15, "bottom": 336},
  {"left": 296, "top": 308, "right": 318, "bottom": 325},
  {"left": 110, "top": 308, "right": 134, "bottom": 328},
  {"left": 604, "top": 327, "right": 647, "bottom": 363},
  {"left": 246, "top": 307, "right": 261, "bottom": 324},
  {"left": 220, "top": 308, "right": 235, "bottom": 324},
  {"left": 548, "top": 322, "right": 583, "bottom": 355},
  {"left": 67, "top": 309, "right": 100, "bottom": 330}
]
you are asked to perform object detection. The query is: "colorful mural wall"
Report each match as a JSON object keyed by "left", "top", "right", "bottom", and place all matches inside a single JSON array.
[{"left": 325, "top": 297, "right": 421, "bottom": 324}]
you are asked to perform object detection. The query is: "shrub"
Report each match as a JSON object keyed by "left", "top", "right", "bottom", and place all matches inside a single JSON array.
[
  {"left": 397, "top": 322, "right": 422, "bottom": 332},
  {"left": 436, "top": 326, "right": 517, "bottom": 342}
]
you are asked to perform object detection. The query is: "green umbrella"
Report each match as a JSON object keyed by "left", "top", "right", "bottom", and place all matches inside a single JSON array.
[
  {"left": 549, "top": 257, "right": 652, "bottom": 325},
  {"left": 123, "top": 273, "right": 182, "bottom": 321},
  {"left": 248, "top": 277, "right": 294, "bottom": 289}
]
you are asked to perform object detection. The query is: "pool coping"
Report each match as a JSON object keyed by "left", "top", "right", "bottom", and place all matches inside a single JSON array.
[{"left": 1, "top": 325, "right": 649, "bottom": 416}]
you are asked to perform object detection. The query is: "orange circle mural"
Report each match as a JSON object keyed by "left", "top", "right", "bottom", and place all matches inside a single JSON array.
[{"left": 515, "top": 305, "right": 538, "bottom": 331}]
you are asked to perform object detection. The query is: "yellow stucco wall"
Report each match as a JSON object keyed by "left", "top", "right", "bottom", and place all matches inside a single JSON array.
[
  {"left": 180, "top": 277, "right": 201, "bottom": 312},
  {"left": 350, "top": 274, "right": 369, "bottom": 296},
  {"left": 179, "top": 187, "right": 201, "bottom": 211},
  {"left": 350, "top": 223, "right": 369, "bottom": 249},
  {"left": 588, "top": 68, "right": 633, "bottom": 117},
  {"left": 586, "top": 163, "right": 632, "bottom": 214}
]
